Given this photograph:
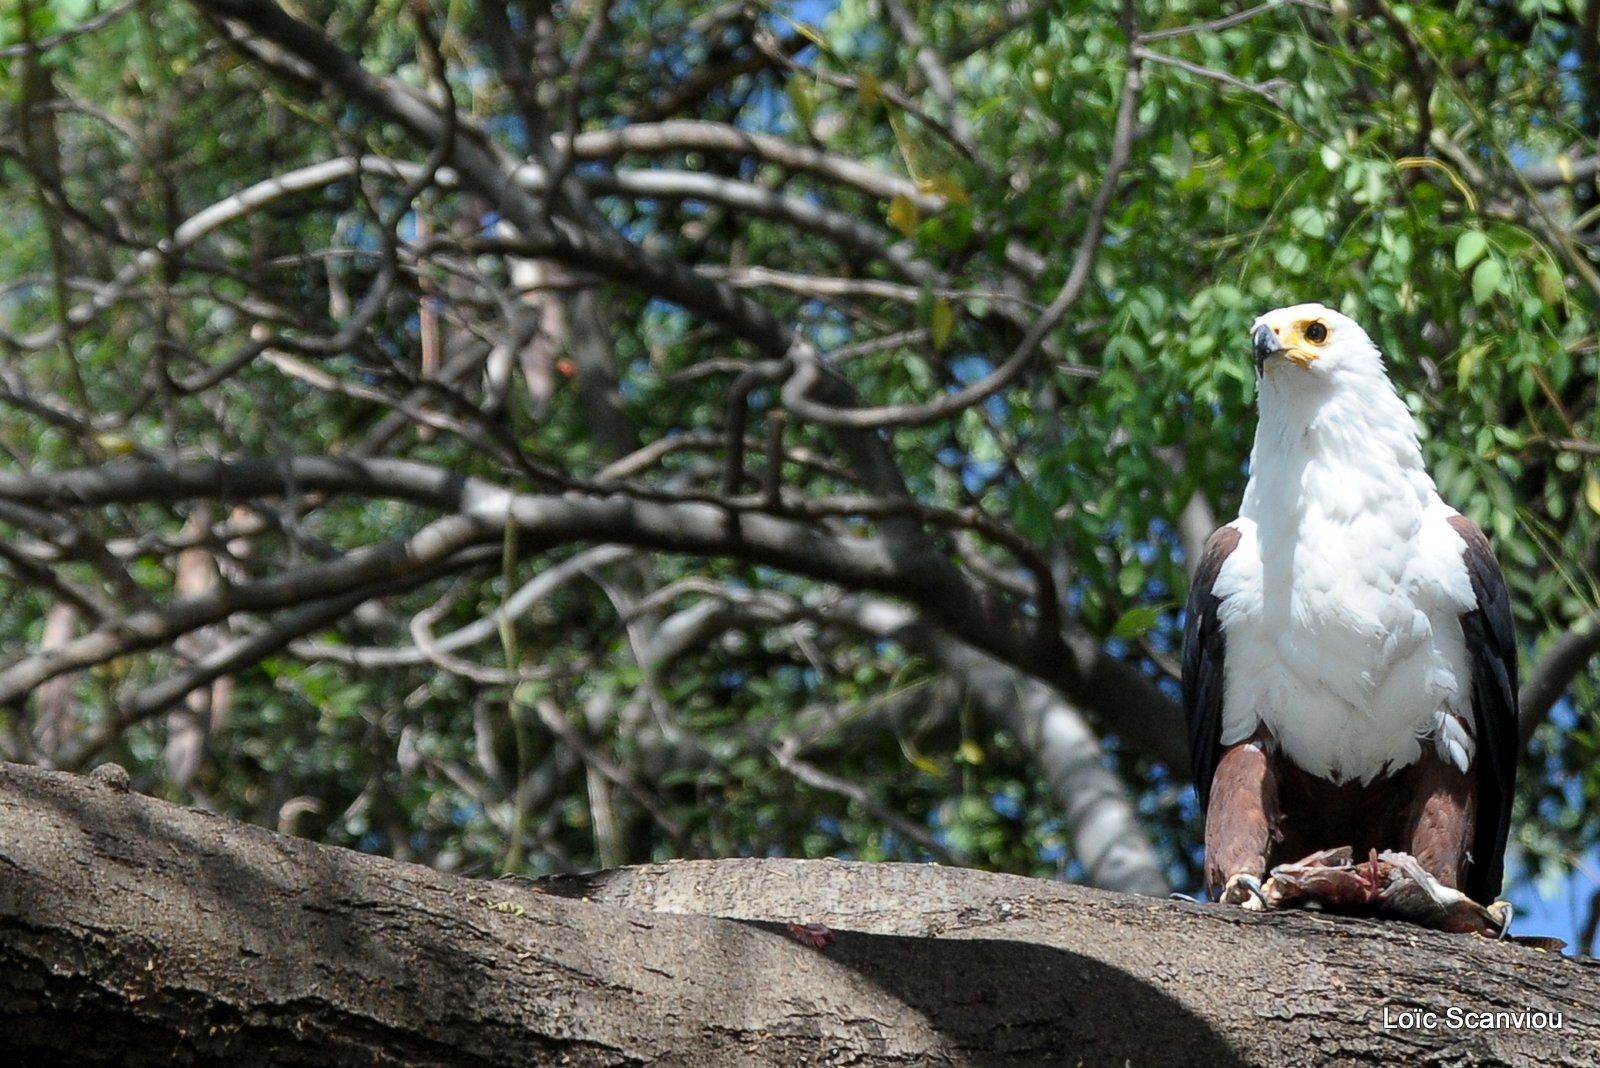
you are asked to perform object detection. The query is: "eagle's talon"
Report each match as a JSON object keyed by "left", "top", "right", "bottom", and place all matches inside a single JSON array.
[
  {"left": 1493, "top": 900, "right": 1514, "bottom": 940},
  {"left": 1168, "top": 891, "right": 1200, "bottom": 903},
  {"left": 1220, "top": 873, "right": 1270, "bottom": 910}
]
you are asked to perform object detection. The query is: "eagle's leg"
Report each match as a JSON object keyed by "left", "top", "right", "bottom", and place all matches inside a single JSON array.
[
  {"left": 1205, "top": 740, "right": 1281, "bottom": 905},
  {"left": 1402, "top": 745, "right": 1476, "bottom": 891}
]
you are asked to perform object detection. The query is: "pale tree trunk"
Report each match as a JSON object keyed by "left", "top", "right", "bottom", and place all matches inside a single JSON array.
[{"left": 0, "top": 762, "right": 1592, "bottom": 1066}]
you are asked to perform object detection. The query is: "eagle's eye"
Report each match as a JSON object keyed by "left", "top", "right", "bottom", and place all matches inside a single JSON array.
[{"left": 1304, "top": 321, "right": 1328, "bottom": 344}]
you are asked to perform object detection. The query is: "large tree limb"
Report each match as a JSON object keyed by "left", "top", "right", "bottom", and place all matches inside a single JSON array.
[
  {"left": 0, "top": 456, "right": 1183, "bottom": 775},
  {"left": 0, "top": 762, "right": 1592, "bottom": 1065},
  {"left": 50, "top": 445, "right": 1598, "bottom": 800},
  {"left": 1519, "top": 607, "right": 1600, "bottom": 744},
  {"left": 0, "top": 458, "right": 1016, "bottom": 685}
]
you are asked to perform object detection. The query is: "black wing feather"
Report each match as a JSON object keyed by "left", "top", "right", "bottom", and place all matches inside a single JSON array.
[
  {"left": 1181, "top": 526, "right": 1240, "bottom": 816},
  {"left": 1449, "top": 516, "right": 1519, "bottom": 905}
]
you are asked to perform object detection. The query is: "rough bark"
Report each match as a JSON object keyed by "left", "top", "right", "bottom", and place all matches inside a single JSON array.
[{"left": 0, "top": 761, "right": 1595, "bottom": 1066}]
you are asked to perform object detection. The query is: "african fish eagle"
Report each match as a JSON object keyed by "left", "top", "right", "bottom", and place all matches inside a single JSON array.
[{"left": 1181, "top": 303, "right": 1518, "bottom": 908}]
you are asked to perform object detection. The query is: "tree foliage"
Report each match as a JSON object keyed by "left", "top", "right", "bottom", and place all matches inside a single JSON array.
[{"left": 0, "top": 0, "right": 1597, "bottom": 944}]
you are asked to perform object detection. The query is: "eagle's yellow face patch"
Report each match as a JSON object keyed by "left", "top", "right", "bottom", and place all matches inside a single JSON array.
[{"left": 1258, "top": 312, "right": 1333, "bottom": 368}]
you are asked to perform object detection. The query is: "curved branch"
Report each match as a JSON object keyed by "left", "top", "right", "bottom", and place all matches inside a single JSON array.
[
  {"left": 301, "top": 545, "right": 640, "bottom": 672},
  {"left": 568, "top": 122, "right": 1039, "bottom": 278},
  {"left": 1520, "top": 608, "right": 1600, "bottom": 744},
  {"left": 195, "top": 0, "right": 791, "bottom": 357},
  {"left": 0, "top": 457, "right": 1167, "bottom": 752},
  {"left": 0, "top": 0, "right": 139, "bottom": 58},
  {"left": 564, "top": 120, "right": 944, "bottom": 211},
  {"left": 0, "top": 510, "right": 499, "bottom": 707},
  {"left": 576, "top": 169, "right": 939, "bottom": 285},
  {"left": 778, "top": 51, "right": 1143, "bottom": 429},
  {"left": 1519, "top": 153, "right": 1600, "bottom": 189}
]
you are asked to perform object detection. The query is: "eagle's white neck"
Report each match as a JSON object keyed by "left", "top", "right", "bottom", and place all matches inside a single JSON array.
[{"left": 1239, "top": 362, "right": 1438, "bottom": 534}]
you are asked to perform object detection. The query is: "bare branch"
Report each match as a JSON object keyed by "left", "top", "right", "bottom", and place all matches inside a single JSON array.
[
  {"left": 1139, "top": 0, "right": 1290, "bottom": 42},
  {"left": 1520, "top": 608, "right": 1600, "bottom": 744},
  {"left": 0, "top": 456, "right": 1177, "bottom": 762},
  {"left": 0, "top": 510, "right": 498, "bottom": 707},
  {"left": 824, "top": 596, "right": 1171, "bottom": 895},
  {"left": 770, "top": 734, "right": 970, "bottom": 865},
  {"left": 1131, "top": 45, "right": 1290, "bottom": 105},
  {"left": 195, "top": 0, "right": 792, "bottom": 356},
  {"left": 778, "top": 51, "right": 1144, "bottom": 429},
  {"left": 563, "top": 121, "right": 944, "bottom": 213}
]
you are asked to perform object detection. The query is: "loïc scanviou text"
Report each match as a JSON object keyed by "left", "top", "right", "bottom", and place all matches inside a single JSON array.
[{"left": 1382, "top": 1006, "right": 1563, "bottom": 1030}]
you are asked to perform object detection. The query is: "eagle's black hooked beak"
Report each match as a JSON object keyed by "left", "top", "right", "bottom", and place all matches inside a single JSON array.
[{"left": 1252, "top": 323, "right": 1283, "bottom": 374}]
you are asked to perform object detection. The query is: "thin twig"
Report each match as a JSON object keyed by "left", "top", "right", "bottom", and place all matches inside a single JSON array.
[
  {"left": 770, "top": 735, "right": 969, "bottom": 865},
  {"left": 779, "top": 46, "right": 1143, "bottom": 429},
  {"left": 1140, "top": 0, "right": 1287, "bottom": 42}
]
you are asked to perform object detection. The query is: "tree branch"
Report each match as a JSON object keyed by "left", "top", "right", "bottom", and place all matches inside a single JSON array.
[
  {"left": 2, "top": 762, "right": 1592, "bottom": 1065},
  {"left": 0, "top": 457, "right": 1180, "bottom": 774},
  {"left": 1520, "top": 608, "right": 1600, "bottom": 744},
  {"left": 826, "top": 596, "right": 1171, "bottom": 895},
  {"left": 194, "top": 0, "right": 791, "bottom": 357},
  {"left": 777, "top": 49, "right": 1143, "bottom": 429}
]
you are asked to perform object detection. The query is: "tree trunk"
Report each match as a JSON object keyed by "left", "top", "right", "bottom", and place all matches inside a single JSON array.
[{"left": 0, "top": 762, "right": 1593, "bottom": 1066}]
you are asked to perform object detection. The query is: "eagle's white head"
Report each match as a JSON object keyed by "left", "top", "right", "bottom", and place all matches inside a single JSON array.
[
  {"left": 1240, "top": 301, "right": 1436, "bottom": 518},
  {"left": 1250, "top": 302, "right": 1385, "bottom": 381}
]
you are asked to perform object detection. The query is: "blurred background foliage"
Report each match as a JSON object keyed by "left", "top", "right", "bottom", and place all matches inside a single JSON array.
[{"left": 1, "top": 0, "right": 1598, "bottom": 948}]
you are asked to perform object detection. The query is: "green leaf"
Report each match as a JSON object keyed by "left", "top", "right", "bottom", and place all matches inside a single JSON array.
[
  {"left": 929, "top": 298, "right": 955, "bottom": 350},
  {"left": 1455, "top": 341, "right": 1491, "bottom": 391},
  {"left": 1454, "top": 229, "right": 1488, "bottom": 271},
  {"left": 1536, "top": 259, "right": 1565, "bottom": 308},
  {"left": 1110, "top": 605, "right": 1162, "bottom": 640},
  {"left": 1104, "top": 334, "right": 1147, "bottom": 369},
  {"left": 1274, "top": 243, "right": 1309, "bottom": 274},
  {"left": 1010, "top": 482, "right": 1053, "bottom": 541},
  {"left": 1290, "top": 205, "right": 1327, "bottom": 238},
  {"left": 786, "top": 77, "right": 815, "bottom": 128},
  {"left": 1471, "top": 256, "right": 1504, "bottom": 305},
  {"left": 1117, "top": 560, "right": 1146, "bottom": 598},
  {"left": 1387, "top": 230, "right": 1412, "bottom": 265},
  {"left": 887, "top": 193, "right": 920, "bottom": 238}
]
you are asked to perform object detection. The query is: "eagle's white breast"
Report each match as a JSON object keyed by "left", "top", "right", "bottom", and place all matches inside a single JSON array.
[{"left": 1212, "top": 309, "right": 1479, "bottom": 784}]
